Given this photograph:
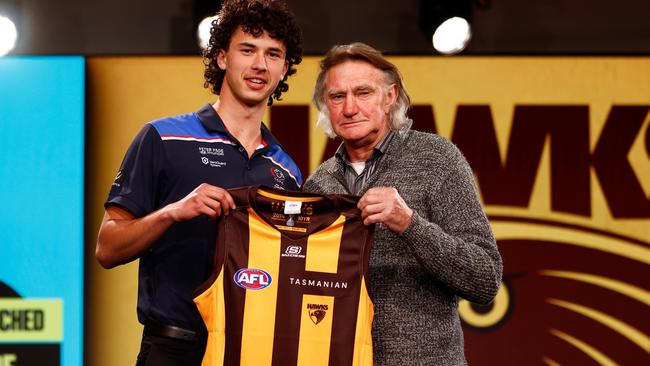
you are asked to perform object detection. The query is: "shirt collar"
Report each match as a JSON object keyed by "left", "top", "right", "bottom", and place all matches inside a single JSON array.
[
  {"left": 196, "top": 103, "right": 280, "bottom": 147},
  {"left": 335, "top": 130, "right": 395, "bottom": 164}
]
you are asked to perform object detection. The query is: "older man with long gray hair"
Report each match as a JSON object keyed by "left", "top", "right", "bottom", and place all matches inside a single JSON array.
[{"left": 303, "top": 42, "right": 502, "bottom": 365}]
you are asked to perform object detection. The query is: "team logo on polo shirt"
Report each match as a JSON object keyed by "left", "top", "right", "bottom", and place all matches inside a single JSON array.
[
  {"left": 234, "top": 268, "right": 272, "bottom": 290},
  {"left": 270, "top": 167, "right": 286, "bottom": 185}
]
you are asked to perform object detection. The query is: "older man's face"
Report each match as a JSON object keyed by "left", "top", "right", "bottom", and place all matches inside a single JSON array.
[{"left": 324, "top": 60, "right": 395, "bottom": 149}]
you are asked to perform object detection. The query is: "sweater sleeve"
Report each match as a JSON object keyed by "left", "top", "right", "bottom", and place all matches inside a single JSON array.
[
  {"left": 302, "top": 179, "right": 322, "bottom": 194},
  {"left": 399, "top": 146, "right": 503, "bottom": 304}
]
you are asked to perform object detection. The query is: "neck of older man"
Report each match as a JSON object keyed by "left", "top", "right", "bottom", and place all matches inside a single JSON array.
[{"left": 344, "top": 126, "right": 391, "bottom": 163}]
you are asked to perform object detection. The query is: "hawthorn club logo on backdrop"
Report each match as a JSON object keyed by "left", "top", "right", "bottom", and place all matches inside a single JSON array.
[
  {"left": 450, "top": 105, "right": 650, "bottom": 365},
  {"left": 268, "top": 103, "right": 650, "bottom": 365},
  {"left": 460, "top": 227, "right": 650, "bottom": 365}
]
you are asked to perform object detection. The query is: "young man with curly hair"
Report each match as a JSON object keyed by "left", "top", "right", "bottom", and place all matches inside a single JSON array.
[{"left": 96, "top": 1, "right": 303, "bottom": 364}]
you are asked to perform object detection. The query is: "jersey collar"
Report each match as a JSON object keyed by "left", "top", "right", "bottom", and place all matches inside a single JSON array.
[{"left": 197, "top": 103, "right": 281, "bottom": 147}]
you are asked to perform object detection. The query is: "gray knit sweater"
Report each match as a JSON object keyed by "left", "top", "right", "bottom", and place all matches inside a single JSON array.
[{"left": 303, "top": 127, "right": 502, "bottom": 365}]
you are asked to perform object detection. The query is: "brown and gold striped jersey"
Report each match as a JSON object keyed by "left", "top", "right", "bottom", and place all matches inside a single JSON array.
[{"left": 194, "top": 186, "right": 374, "bottom": 366}]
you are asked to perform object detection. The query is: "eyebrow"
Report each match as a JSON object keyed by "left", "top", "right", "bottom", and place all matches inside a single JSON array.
[
  {"left": 237, "top": 42, "right": 257, "bottom": 49},
  {"left": 267, "top": 47, "right": 285, "bottom": 55},
  {"left": 327, "top": 88, "right": 344, "bottom": 97},
  {"left": 237, "top": 42, "right": 284, "bottom": 54},
  {"left": 354, "top": 85, "right": 375, "bottom": 92},
  {"left": 327, "top": 84, "right": 376, "bottom": 95}
]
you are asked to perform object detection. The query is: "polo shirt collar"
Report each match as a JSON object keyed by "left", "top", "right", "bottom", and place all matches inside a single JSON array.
[
  {"left": 335, "top": 130, "right": 395, "bottom": 164},
  {"left": 196, "top": 103, "right": 280, "bottom": 147}
]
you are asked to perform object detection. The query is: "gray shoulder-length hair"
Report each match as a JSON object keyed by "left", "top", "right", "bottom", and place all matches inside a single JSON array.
[{"left": 312, "top": 42, "right": 412, "bottom": 138}]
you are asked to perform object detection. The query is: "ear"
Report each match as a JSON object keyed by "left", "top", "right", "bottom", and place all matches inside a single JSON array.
[
  {"left": 383, "top": 84, "right": 398, "bottom": 114},
  {"left": 216, "top": 49, "right": 227, "bottom": 70},
  {"left": 281, "top": 60, "right": 289, "bottom": 79}
]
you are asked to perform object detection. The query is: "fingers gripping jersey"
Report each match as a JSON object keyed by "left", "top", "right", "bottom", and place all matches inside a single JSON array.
[{"left": 194, "top": 186, "right": 374, "bottom": 366}]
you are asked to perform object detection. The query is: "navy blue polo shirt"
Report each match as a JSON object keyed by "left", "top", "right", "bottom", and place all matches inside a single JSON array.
[{"left": 105, "top": 104, "right": 302, "bottom": 331}]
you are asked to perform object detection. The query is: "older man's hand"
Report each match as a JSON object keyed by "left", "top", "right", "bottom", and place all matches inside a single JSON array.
[{"left": 357, "top": 187, "right": 413, "bottom": 235}]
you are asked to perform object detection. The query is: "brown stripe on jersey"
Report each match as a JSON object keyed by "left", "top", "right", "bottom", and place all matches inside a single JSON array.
[
  {"left": 223, "top": 206, "right": 250, "bottom": 365},
  {"left": 361, "top": 219, "right": 374, "bottom": 303},
  {"left": 271, "top": 233, "right": 308, "bottom": 366},
  {"left": 192, "top": 213, "right": 227, "bottom": 298},
  {"left": 328, "top": 216, "right": 366, "bottom": 365}
]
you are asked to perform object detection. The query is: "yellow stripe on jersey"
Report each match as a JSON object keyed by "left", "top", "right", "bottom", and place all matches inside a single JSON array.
[
  {"left": 257, "top": 188, "right": 324, "bottom": 202},
  {"left": 194, "top": 272, "right": 226, "bottom": 366},
  {"left": 305, "top": 215, "right": 346, "bottom": 273},
  {"left": 240, "top": 209, "right": 282, "bottom": 366},
  {"left": 297, "top": 295, "right": 335, "bottom": 366},
  {"left": 352, "top": 279, "right": 374, "bottom": 365}
]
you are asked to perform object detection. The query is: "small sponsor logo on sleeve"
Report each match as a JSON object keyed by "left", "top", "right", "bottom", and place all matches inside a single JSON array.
[{"left": 112, "top": 170, "right": 125, "bottom": 187}]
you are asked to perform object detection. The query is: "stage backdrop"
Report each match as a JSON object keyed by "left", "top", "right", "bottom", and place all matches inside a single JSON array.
[
  {"left": 0, "top": 57, "right": 85, "bottom": 366},
  {"left": 87, "top": 56, "right": 650, "bottom": 365}
]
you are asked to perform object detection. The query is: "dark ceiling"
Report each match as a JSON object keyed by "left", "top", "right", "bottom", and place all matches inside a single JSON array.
[{"left": 2, "top": 0, "right": 650, "bottom": 56}]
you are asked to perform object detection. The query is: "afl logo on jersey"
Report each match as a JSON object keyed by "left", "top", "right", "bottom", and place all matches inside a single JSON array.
[{"left": 234, "top": 268, "right": 272, "bottom": 290}]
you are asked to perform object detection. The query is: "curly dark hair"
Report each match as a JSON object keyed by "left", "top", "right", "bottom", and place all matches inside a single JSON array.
[{"left": 203, "top": 0, "right": 303, "bottom": 106}]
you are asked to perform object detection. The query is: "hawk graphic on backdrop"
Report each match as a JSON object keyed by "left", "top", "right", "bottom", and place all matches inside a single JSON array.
[{"left": 460, "top": 219, "right": 650, "bottom": 365}]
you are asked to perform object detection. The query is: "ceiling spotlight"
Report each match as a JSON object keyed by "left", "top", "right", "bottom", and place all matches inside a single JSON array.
[
  {"left": 197, "top": 15, "right": 219, "bottom": 49},
  {"left": 419, "top": 0, "right": 475, "bottom": 55},
  {"left": 432, "top": 17, "right": 472, "bottom": 55},
  {"left": 0, "top": 15, "right": 17, "bottom": 56}
]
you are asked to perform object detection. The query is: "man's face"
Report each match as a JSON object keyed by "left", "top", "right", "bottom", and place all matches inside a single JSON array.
[
  {"left": 324, "top": 60, "right": 395, "bottom": 148},
  {"left": 217, "top": 27, "right": 288, "bottom": 107}
]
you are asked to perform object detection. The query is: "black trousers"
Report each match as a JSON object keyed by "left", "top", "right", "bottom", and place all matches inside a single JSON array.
[{"left": 135, "top": 332, "right": 207, "bottom": 366}]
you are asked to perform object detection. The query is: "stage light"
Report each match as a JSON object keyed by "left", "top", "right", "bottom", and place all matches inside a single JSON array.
[
  {"left": 419, "top": 0, "right": 474, "bottom": 55},
  {"left": 197, "top": 15, "right": 219, "bottom": 49},
  {"left": 0, "top": 15, "right": 17, "bottom": 56},
  {"left": 432, "top": 17, "right": 471, "bottom": 55},
  {"left": 193, "top": 1, "right": 222, "bottom": 50}
]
